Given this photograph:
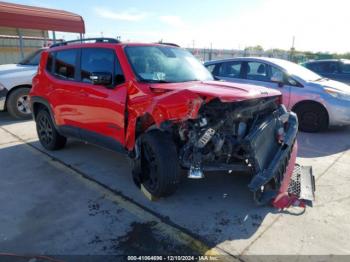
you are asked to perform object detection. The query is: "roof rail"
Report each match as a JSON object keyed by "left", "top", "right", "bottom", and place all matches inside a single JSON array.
[{"left": 50, "top": 38, "right": 121, "bottom": 48}]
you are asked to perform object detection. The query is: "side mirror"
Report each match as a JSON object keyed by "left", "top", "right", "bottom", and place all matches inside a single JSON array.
[
  {"left": 90, "top": 72, "right": 112, "bottom": 86},
  {"left": 270, "top": 71, "right": 284, "bottom": 87}
]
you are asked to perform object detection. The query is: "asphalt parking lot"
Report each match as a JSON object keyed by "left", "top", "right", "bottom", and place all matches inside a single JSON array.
[{"left": 1, "top": 111, "right": 350, "bottom": 260}]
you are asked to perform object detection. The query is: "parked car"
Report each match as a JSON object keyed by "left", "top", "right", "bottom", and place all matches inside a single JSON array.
[
  {"left": 30, "top": 38, "right": 314, "bottom": 208},
  {"left": 0, "top": 48, "right": 45, "bottom": 119},
  {"left": 205, "top": 57, "right": 350, "bottom": 132},
  {"left": 302, "top": 59, "right": 350, "bottom": 85}
]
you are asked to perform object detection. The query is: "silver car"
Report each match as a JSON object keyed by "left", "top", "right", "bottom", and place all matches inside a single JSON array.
[{"left": 204, "top": 57, "right": 350, "bottom": 132}]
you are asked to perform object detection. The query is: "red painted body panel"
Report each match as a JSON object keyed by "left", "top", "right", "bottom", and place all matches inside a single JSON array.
[
  {"left": 272, "top": 141, "right": 298, "bottom": 207},
  {"left": 148, "top": 80, "right": 281, "bottom": 102},
  {"left": 29, "top": 42, "right": 310, "bottom": 207},
  {"left": 31, "top": 43, "right": 282, "bottom": 151}
]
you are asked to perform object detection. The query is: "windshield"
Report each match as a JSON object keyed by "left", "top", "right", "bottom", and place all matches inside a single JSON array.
[
  {"left": 125, "top": 46, "right": 213, "bottom": 83},
  {"left": 274, "top": 59, "right": 321, "bottom": 81},
  {"left": 19, "top": 49, "right": 43, "bottom": 66}
]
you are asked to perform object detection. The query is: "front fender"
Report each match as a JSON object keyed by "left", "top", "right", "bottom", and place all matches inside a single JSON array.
[
  {"left": 125, "top": 89, "right": 204, "bottom": 151},
  {"left": 0, "top": 71, "right": 35, "bottom": 90},
  {"left": 145, "top": 89, "right": 203, "bottom": 125}
]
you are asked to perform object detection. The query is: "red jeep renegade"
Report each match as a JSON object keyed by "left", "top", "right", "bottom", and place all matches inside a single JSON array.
[{"left": 30, "top": 38, "right": 315, "bottom": 208}]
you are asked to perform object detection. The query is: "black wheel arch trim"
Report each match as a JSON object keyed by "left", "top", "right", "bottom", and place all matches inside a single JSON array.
[
  {"left": 30, "top": 96, "right": 58, "bottom": 126},
  {"left": 291, "top": 100, "right": 330, "bottom": 129},
  {"left": 292, "top": 100, "right": 329, "bottom": 122}
]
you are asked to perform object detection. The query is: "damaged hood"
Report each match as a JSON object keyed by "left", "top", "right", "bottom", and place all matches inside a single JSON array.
[{"left": 149, "top": 80, "right": 281, "bottom": 102}]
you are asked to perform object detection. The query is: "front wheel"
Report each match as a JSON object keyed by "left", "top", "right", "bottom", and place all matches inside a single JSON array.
[
  {"left": 137, "top": 130, "right": 181, "bottom": 198},
  {"left": 293, "top": 103, "right": 328, "bottom": 133}
]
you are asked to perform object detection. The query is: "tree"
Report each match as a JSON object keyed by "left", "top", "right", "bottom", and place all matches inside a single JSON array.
[{"left": 244, "top": 45, "right": 264, "bottom": 52}]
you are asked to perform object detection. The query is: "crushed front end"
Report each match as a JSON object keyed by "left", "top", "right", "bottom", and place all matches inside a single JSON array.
[{"left": 177, "top": 96, "right": 315, "bottom": 209}]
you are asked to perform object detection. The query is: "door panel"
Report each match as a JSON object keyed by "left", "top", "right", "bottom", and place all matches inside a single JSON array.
[
  {"left": 76, "top": 47, "right": 127, "bottom": 145},
  {"left": 74, "top": 83, "right": 127, "bottom": 145}
]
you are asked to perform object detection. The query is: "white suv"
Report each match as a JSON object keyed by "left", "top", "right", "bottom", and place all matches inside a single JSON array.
[{"left": 0, "top": 48, "right": 45, "bottom": 119}]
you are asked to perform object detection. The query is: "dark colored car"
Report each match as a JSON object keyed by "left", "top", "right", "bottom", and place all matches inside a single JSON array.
[
  {"left": 302, "top": 59, "right": 350, "bottom": 85},
  {"left": 29, "top": 38, "right": 315, "bottom": 208}
]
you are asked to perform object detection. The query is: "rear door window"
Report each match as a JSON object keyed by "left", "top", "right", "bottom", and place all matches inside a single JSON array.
[
  {"left": 246, "top": 61, "right": 269, "bottom": 82},
  {"left": 54, "top": 49, "right": 78, "bottom": 80},
  {"left": 217, "top": 61, "right": 242, "bottom": 78}
]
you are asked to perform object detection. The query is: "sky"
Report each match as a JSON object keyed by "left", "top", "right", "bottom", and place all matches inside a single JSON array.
[{"left": 7, "top": 0, "right": 350, "bottom": 53}]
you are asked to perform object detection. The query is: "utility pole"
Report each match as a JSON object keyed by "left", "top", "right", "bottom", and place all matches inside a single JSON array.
[
  {"left": 191, "top": 40, "right": 195, "bottom": 56},
  {"left": 209, "top": 42, "right": 213, "bottom": 61},
  {"left": 290, "top": 36, "right": 295, "bottom": 62}
]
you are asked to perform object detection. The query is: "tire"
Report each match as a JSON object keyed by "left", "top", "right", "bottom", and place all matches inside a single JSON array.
[
  {"left": 6, "top": 87, "right": 32, "bottom": 119},
  {"left": 139, "top": 130, "right": 181, "bottom": 198},
  {"left": 36, "top": 109, "right": 67, "bottom": 150},
  {"left": 293, "top": 102, "right": 328, "bottom": 133}
]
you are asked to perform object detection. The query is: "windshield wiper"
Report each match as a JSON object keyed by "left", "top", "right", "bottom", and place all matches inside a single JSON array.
[
  {"left": 315, "top": 77, "right": 328, "bottom": 82},
  {"left": 182, "top": 79, "right": 202, "bottom": 82},
  {"left": 142, "top": 79, "right": 172, "bottom": 83}
]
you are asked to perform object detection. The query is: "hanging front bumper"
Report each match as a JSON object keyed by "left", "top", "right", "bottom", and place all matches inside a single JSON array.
[{"left": 273, "top": 165, "right": 316, "bottom": 209}]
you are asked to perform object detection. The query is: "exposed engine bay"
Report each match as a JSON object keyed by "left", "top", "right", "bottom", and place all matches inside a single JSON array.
[
  {"left": 175, "top": 96, "right": 298, "bottom": 203},
  {"left": 132, "top": 95, "right": 314, "bottom": 208}
]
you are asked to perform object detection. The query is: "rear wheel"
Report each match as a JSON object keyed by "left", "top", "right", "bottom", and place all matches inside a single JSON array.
[
  {"left": 138, "top": 130, "right": 181, "bottom": 198},
  {"left": 6, "top": 88, "right": 32, "bottom": 119},
  {"left": 293, "top": 102, "right": 328, "bottom": 133},
  {"left": 36, "top": 109, "right": 67, "bottom": 150}
]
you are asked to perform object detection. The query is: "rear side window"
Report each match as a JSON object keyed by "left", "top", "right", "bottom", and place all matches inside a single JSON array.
[
  {"left": 246, "top": 61, "right": 269, "bottom": 82},
  {"left": 80, "top": 48, "right": 125, "bottom": 85},
  {"left": 217, "top": 61, "right": 242, "bottom": 78},
  {"left": 54, "top": 49, "right": 78, "bottom": 80}
]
